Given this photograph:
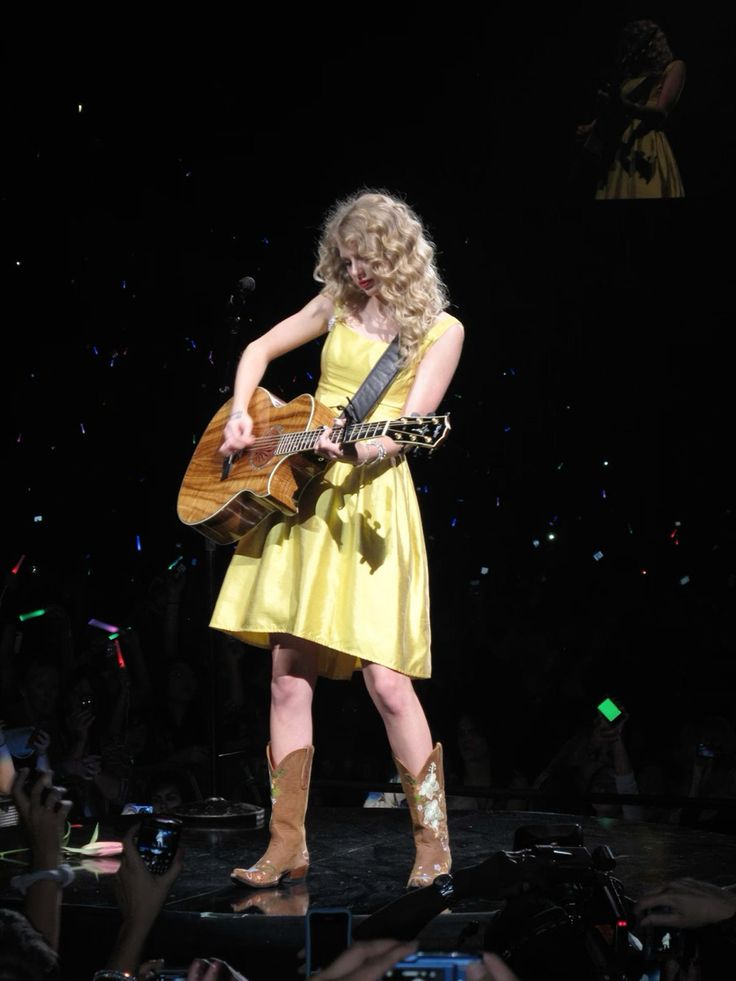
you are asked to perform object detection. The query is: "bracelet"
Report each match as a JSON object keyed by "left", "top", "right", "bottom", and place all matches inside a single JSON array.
[
  {"left": 372, "top": 442, "right": 387, "bottom": 465},
  {"left": 92, "top": 972, "right": 136, "bottom": 980},
  {"left": 358, "top": 440, "right": 387, "bottom": 467},
  {"left": 10, "top": 863, "right": 75, "bottom": 895}
]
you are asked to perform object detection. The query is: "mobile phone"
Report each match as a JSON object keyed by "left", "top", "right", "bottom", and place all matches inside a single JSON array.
[
  {"left": 135, "top": 815, "right": 182, "bottom": 875},
  {"left": 596, "top": 696, "right": 623, "bottom": 725},
  {"left": 383, "top": 951, "right": 483, "bottom": 978},
  {"left": 305, "top": 906, "right": 352, "bottom": 976}
]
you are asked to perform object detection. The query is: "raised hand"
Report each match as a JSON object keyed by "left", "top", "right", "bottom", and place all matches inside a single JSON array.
[
  {"left": 635, "top": 878, "right": 736, "bottom": 930},
  {"left": 318, "top": 938, "right": 418, "bottom": 981}
]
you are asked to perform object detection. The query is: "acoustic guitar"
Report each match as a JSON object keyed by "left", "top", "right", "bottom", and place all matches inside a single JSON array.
[{"left": 177, "top": 387, "right": 451, "bottom": 545}]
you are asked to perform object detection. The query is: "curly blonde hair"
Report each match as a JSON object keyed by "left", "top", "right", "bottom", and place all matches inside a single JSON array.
[{"left": 313, "top": 190, "right": 449, "bottom": 366}]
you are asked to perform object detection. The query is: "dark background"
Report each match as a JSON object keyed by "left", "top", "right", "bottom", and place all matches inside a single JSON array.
[{"left": 3, "top": 4, "right": 735, "bottom": 770}]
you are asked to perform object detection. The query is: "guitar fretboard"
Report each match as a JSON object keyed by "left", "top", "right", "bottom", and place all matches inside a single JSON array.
[{"left": 274, "top": 421, "right": 389, "bottom": 456}]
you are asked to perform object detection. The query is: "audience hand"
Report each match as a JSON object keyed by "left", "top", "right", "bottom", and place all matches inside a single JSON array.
[
  {"left": 466, "top": 953, "right": 522, "bottom": 981},
  {"left": 105, "top": 824, "right": 184, "bottom": 975},
  {"left": 11, "top": 768, "right": 71, "bottom": 869},
  {"left": 64, "top": 753, "right": 102, "bottom": 780},
  {"left": 318, "top": 938, "right": 418, "bottom": 980},
  {"left": 636, "top": 878, "right": 736, "bottom": 930},
  {"left": 113, "top": 825, "right": 183, "bottom": 930},
  {"left": 28, "top": 728, "right": 51, "bottom": 758}
]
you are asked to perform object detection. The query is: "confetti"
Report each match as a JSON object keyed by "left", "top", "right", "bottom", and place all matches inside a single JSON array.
[{"left": 593, "top": 551, "right": 604, "bottom": 561}]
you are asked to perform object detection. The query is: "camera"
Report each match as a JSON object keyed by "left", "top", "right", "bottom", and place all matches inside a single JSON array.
[
  {"left": 384, "top": 951, "right": 482, "bottom": 978},
  {"left": 359, "top": 823, "right": 687, "bottom": 981},
  {"left": 480, "top": 825, "right": 690, "bottom": 980},
  {"left": 135, "top": 815, "right": 182, "bottom": 875}
]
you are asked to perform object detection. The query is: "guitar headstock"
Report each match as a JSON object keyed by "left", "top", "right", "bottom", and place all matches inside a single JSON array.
[{"left": 384, "top": 414, "right": 451, "bottom": 451}]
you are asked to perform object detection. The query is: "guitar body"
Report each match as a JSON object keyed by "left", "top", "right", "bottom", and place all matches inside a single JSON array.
[{"left": 177, "top": 388, "right": 336, "bottom": 545}]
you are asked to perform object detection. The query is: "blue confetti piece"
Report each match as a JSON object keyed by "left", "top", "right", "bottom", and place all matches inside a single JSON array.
[
  {"left": 601, "top": 489, "right": 607, "bottom": 499},
  {"left": 306, "top": 372, "right": 313, "bottom": 381},
  {"left": 450, "top": 517, "right": 458, "bottom": 528},
  {"left": 496, "top": 497, "right": 500, "bottom": 507},
  {"left": 135, "top": 535, "right": 142, "bottom": 552},
  {"left": 679, "top": 575, "right": 690, "bottom": 586},
  {"left": 80, "top": 423, "right": 86, "bottom": 435},
  {"left": 593, "top": 551, "right": 604, "bottom": 561},
  {"left": 480, "top": 566, "right": 489, "bottom": 575},
  {"left": 33, "top": 515, "right": 43, "bottom": 523},
  {"left": 532, "top": 539, "right": 540, "bottom": 548},
  {"left": 503, "top": 425, "right": 511, "bottom": 433},
  {"left": 121, "top": 280, "right": 127, "bottom": 290},
  {"left": 92, "top": 345, "right": 99, "bottom": 356}
]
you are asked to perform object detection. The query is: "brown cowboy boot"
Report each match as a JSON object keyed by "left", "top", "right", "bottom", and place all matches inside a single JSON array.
[
  {"left": 231, "top": 744, "right": 313, "bottom": 888},
  {"left": 394, "top": 742, "right": 452, "bottom": 888}
]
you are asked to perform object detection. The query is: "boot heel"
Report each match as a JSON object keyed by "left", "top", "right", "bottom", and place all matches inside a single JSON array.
[{"left": 283, "top": 864, "right": 309, "bottom": 884}]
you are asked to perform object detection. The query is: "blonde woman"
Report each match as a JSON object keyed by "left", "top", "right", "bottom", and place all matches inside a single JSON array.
[{"left": 211, "top": 190, "right": 464, "bottom": 889}]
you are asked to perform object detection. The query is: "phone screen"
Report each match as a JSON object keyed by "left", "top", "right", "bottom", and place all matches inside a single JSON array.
[
  {"left": 597, "top": 697, "right": 622, "bottom": 724},
  {"left": 136, "top": 817, "right": 182, "bottom": 875},
  {"left": 306, "top": 908, "right": 352, "bottom": 975}
]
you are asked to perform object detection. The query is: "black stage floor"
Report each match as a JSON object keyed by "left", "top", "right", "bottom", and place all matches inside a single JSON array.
[{"left": 2, "top": 807, "right": 736, "bottom": 979}]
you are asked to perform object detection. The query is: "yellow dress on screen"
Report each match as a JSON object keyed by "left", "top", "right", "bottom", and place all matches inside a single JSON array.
[
  {"left": 209, "top": 309, "right": 460, "bottom": 680},
  {"left": 596, "top": 60, "right": 685, "bottom": 199}
]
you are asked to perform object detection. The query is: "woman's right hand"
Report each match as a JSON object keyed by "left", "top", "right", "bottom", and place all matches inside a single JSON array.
[{"left": 219, "top": 411, "right": 255, "bottom": 456}]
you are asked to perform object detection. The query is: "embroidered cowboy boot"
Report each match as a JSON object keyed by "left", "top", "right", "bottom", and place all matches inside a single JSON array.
[
  {"left": 231, "top": 744, "right": 313, "bottom": 888},
  {"left": 394, "top": 742, "right": 452, "bottom": 888}
]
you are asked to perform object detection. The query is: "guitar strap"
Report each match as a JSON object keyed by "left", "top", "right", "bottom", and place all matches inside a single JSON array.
[{"left": 341, "top": 335, "right": 401, "bottom": 424}]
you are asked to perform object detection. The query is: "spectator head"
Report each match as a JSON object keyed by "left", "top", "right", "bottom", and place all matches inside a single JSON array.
[{"left": 149, "top": 769, "right": 196, "bottom": 814}]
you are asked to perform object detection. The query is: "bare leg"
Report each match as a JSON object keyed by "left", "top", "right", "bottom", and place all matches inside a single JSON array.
[
  {"left": 362, "top": 662, "right": 433, "bottom": 773},
  {"left": 269, "top": 634, "right": 319, "bottom": 763},
  {"left": 230, "top": 635, "right": 318, "bottom": 888}
]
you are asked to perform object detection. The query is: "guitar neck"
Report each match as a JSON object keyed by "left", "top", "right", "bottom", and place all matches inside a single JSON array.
[{"left": 272, "top": 420, "right": 389, "bottom": 456}]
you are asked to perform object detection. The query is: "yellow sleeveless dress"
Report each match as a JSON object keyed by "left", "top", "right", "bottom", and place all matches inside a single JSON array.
[
  {"left": 209, "top": 310, "right": 461, "bottom": 680},
  {"left": 596, "top": 60, "right": 685, "bottom": 199}
]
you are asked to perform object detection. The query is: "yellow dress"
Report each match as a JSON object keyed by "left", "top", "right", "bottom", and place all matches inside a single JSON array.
[
  {"left": 596, "top": 60, "right": 685, "bottom": 200},
  {"left": 209, "top": 310, "right": 461, "bottom": 680}
]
